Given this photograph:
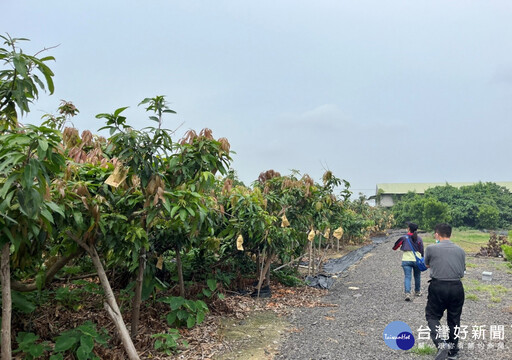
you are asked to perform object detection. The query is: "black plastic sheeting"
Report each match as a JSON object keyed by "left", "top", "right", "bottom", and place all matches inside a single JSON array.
[
  {"left": 305, "top": 274, "right": 335, "bottom": 289},
  {"left": 322, "top": 236, "right": 388, "bottom": 275}
]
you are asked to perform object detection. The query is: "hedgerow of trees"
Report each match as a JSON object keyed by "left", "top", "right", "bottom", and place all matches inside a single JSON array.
[
  {"left": 0, "top": 35, "right": 393, "bottom": 359},
  {"left": 392, "top": 183, "right": 512, "bottom": 230}
]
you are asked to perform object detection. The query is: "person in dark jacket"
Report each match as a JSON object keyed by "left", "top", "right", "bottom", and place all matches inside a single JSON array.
[{"left": 392, "top": 222, "right": 424, "bottom": 301}]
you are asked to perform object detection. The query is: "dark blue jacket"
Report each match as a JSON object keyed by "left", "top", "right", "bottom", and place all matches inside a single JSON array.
[{"left": 393, "top": 235, "right": 424, "bottom": 257}]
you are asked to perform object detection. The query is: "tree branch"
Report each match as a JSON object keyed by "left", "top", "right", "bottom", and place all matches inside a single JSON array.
[{"left": 11, "top": 249, "right": 83, "bottom": 292}]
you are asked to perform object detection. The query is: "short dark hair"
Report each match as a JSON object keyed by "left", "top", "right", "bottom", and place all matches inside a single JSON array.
[{"left": 435, "top": 223, "right": 452, "bottom": 238}]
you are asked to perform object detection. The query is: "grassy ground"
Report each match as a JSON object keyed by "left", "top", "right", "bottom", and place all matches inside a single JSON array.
[{"left": 420, "top": 229, "right": 493, "bottom": 254}]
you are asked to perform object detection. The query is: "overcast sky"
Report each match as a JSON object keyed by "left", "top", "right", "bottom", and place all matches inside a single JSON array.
[{"left": 4, "top": 1, "right": 512, "bottom": 198}]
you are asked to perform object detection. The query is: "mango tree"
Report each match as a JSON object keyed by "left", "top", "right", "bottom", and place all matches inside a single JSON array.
[
  {"left": 0, "top": 126, "right": 65, "bottom": 359},
  {"left": 159, "top": 129, "right": 232, "bottom": 297},
  {"left": 97, "top": 96, "right": 174, "bottom": 338},
  {"left": 0, "top": 34, "right": 58, "bottom": 359},
  {"left": 217, "top": 183, "right": 274, "bottom": 296},
  {"left": 55, "top": 152, "right": 140, "bottom": 359}
]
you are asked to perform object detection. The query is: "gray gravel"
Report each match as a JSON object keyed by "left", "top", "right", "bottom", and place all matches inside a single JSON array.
[{"left": 275, "top": 231, "right": 512, "bottom": 360}]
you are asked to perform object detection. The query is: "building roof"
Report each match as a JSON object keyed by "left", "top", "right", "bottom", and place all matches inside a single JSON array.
[{"left": 375, "top": 182, "right": 512, "bottom": 195}]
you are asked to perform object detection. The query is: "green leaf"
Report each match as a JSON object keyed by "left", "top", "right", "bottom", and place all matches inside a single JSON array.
[
  {"left": 73, "top": 211, "right": 84, "bottom": 227},
  {"left": 170, "top": 206, "right": 180, "bottom": 218},
  {"left": 207, "top": 279, "right": 217, "bottom": 292},
  {"left": 16, "top": 331, "right": 39, "bottom": 345},
  {"left": 195, "top": 300, "right": 209, "bottom": 312},
  {"left": 76, "top": 345, "right": 89, "bottom": 360},
  {"left": 40, "top": 56, "right": 56, "bottom": 62},
  {"left": 196, "top": 311, "right": 205, "bottom": 325},
  {"left": 166, "top": 312, "right": 177, "bottom": 326},
  {"left": 46, "top": 201, "right": 65, "bottom": 217},
  {"left": 22, "top": 160, "right": 37, "bottom": 189},
  {"left": 50, "top": 354, "right": 64, "bottom": 360},
  {"left": 154, "top": 339, "right": 163, "bottom": 350},
  {"left": 12, "top": 291, "right": 36, "bottom": 314},
  {"left": 114, "top": 106, "right": 129, "bottom": 117},
  {"left": 177, "top": 309, "right": 188, "bottom": 321},
  {"left": 35, "top": 271, "right": 46, "bottom": 291},
  {"left": 1, "top": 227, "right": 16, "bottom": 245},
  {"left": 54, "top": 335, "right": 78, "bottom": 352},
  {"left": 217, "top": 293, "right": 226, "bottom": 300},
  {"left": 169, "top": 296, "right": 185, "bottom": 311},
  {"left": 77, "top": 323, "right": 99, "bottom": 338},
  {"left": 202, "top": 288, "right": 212, "bottom": 298},
  {"left": 138, "top": 98, "right": 151, "bottom": 106},
  {"left": 41, "top": 64, "right": 55, "bottom": 94},
  {"left": 0, "top": 174, "right": 17, "bottom": 199},
  {"left": 38, "top": 138, "right": 48, "bottom": 152},
  {"left": 161, "top": 197, "right": 171, "bottom": 213},
  {"left": 186, "top": 207, "right": 195, "bottom": 217},
  {"left": 29, "top": 344, "right": 45, "bottom": 357},
  {"left": 186, "top": 316, "right": 196, "bottom": 328},
  {"left": 80, "top": 336, "right": 94, "bottom": 353},
  {"left": 179, "top": 209, "right": 187, "bottom": 222},
  {"left": 40, "top": 208, "right": 54, "bottom": 223},
  {"left": 183, "top": 300, "right": 196, "bottom": 312},
  {"left": 13, "top": 54, "right": 28, "bottom": 78}
]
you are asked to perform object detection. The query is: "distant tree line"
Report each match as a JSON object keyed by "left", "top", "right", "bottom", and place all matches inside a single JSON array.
[{"left": 392, "top": 182, "right": 512, "bottom": 230}]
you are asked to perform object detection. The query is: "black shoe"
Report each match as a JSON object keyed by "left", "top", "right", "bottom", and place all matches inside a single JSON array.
[{"left": 447, "top": 351, "right": 458, "bottom": 360}]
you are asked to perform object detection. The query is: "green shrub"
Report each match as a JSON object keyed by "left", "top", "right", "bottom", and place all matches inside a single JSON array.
[
  {"left": 158, "top": 296, "right": 209, "bottom": 328},
  {"left": 152, "top": 329, "right": 188, "bottom": 355},
  {"left": 12, "top": 291, "right": 37, "bottom": 314},
  {"left": 273, "top": 267, "right": 304, "bottom": 287},
  {"left": 14, "top": 332, "right": 50, "bottom": 359},
  {"left": 54, "top": 286, "right": 82, "bottom": 311},
  {"left": 51, "top": 321, "right": 109, "bottom": 360},
  {"left": 502, "top": 244, "right": 512, "bottom": 263},
  {"left": 477, "top": 205, "right": 500, "bottom": 229}
]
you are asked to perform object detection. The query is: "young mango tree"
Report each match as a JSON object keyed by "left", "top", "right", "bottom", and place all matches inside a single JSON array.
[
  {"left": 97, "top": 96, "right": 175, "bottom": 338},
  {"left": 0, "top": 126, "right": 65, "bottom": 360},
  {"left": 55, "top": 156, "right": 140, "bottom": 360},
  {"left": 0, "top": 34, "right": 58, "bottom": 359},
  {"left": 158, "top": 129, "right": 232, "bottom": 297},
  {"left": 217, "top": 184, "right": 274, "bottom": 296}
]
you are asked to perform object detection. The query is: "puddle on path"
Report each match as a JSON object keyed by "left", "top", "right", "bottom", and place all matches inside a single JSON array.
[{"left": 215, "top": 311, "right": 289, "bottom": 360}]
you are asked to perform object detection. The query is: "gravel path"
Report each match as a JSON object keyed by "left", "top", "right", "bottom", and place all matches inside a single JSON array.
[{"left": 275, "top": 231, "right": 512, "bottom": 360}]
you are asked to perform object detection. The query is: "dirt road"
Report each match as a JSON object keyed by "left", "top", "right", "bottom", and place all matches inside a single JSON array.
[{"left": 274, "top": 231, "right": 512, "bottom": 360}]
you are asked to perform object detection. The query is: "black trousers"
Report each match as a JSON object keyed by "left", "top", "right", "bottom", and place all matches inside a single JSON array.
[{"left": 425, "top": 279, "right": 465, "bottom": 353}]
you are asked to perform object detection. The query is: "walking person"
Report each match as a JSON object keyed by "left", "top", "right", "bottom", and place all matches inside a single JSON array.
[
  {"left": 425, "top": 223, "right": 466, "bottom": 360},
  {"left": 392, "top": 222, "right": 424, "bottom": 301}
]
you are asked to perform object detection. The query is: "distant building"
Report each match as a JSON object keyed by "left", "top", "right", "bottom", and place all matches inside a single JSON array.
[{"left": 371, "top": 182, "right": 512, "bottom": 207}]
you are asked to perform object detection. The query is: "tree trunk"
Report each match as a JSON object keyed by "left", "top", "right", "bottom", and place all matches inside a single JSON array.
[
  {"left": 256, "top": 253, "right": 273, "bottom": 297},
  {"left": 265, "top": 260, "right": 271, "bottom": 286},
  {"left": 11, "top": 249, "right": 83, "bottom": 292},
  {"left": 175, "top": 245, "right": 185, "bottom": 298},
  {"left": 131, "top": 248, "right": 146, "bottom": 338},
  {"left": 84, "top": 243, "right": 140, "bottom": 360},
  {"left": 1, "top": 243, "right": 12, "bottom": 360}
]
